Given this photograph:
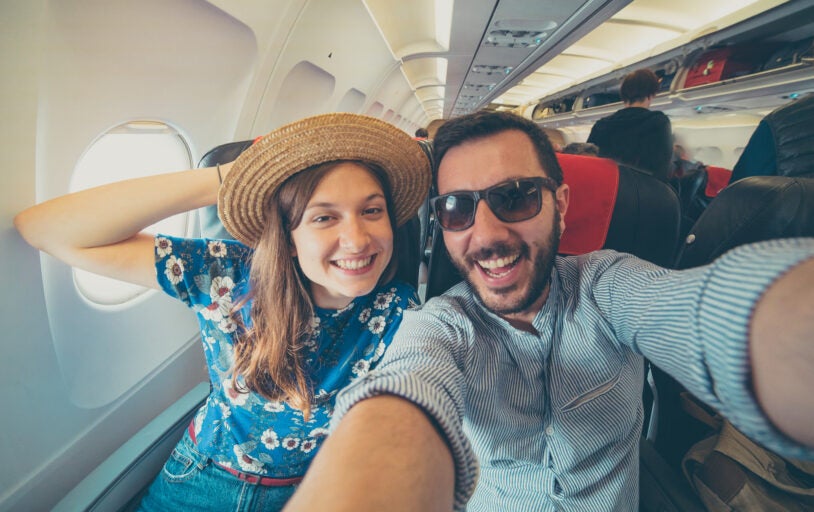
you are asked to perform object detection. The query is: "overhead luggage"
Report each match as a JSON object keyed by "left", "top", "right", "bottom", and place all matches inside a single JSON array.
[
  {"left": 762, "top": 37, "right": 814, "bottom": 71},
  {"left": 683, "top": 45, "right": 769, "bottom": 87}
]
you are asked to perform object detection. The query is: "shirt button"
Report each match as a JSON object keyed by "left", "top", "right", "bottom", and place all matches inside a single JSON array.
[{"left": 545, "top": 425, "right": 555, "bottom": 436}]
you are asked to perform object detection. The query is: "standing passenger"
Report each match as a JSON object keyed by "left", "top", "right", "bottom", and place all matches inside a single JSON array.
[
  {"left": 587, "top": 68, "right": 673, "bottom": 180},
  {"left": 14, "top": 113, "right": 431, "bottom": 511}
]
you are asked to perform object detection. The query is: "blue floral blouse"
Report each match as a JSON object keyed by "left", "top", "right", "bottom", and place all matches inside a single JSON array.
[{"left": 154, "top": 235, "right": 418, "bottom": 478}]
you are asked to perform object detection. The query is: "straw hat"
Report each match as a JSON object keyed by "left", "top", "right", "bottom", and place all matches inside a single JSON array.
[{"left": 218, "top": 113, "right": 431, "bottom": 247}]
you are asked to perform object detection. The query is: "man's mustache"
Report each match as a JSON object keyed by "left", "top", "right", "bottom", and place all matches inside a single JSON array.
[{"left": 465, "top": 241, "right": 530, "bottom": 266}]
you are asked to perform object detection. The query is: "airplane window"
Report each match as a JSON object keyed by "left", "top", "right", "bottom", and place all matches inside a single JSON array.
[
  {"left": 366, "top": 101, "right": 384, "bottom": 117},
  {"left": 337, "top": 88, "right": 366, "bottom": 113},
  {"left": 268, "top": 61, "right": 336, "bottom": 128},
  {"left": 69, "top": 121, "right": 192, "bottom": 306}
]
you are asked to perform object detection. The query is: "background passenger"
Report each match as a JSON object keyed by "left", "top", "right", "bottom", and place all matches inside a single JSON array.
[
  {"left": 587, "top": 68, "right": 673, "bottom": 180},
  {"left": 14, "top": 113, "right": 431, "bottom": 511},
  {"left": 542, "top": 127, "right": 566, "bottom": 151},
  {"left": 426, "top": 118, "right": 447, "bottom": 139},
  {"left": 414, "top": 127, "right": 429, "bottom": 139},
  {"left": 730, "top": 93, "right": 814, "bottom": 183},
  {"left": 562, "top": 141, "right": 600, "bottom": 156}
]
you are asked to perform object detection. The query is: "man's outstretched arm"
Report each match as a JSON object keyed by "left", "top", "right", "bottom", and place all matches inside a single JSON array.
[
  {"left": 750, "top": 256, "right": 814, "bottom": 447},
  {"left": 283, "top": 395, "right": 455, "bottom": 512}
]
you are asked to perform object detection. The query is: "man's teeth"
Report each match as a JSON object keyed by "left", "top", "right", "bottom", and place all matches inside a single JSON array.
[
  {"left": 335, "top": 256, "right": 373, "bottom": 270},
  {"left": 477, "top": 254, "right": 519, "bottom": 269}
]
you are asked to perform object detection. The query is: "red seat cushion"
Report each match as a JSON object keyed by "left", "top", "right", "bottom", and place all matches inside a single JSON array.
[
  {"left": 705, "top": 165, "right": 732, "bottom": 197},
  {"left": 556, "top": 153, "right": 619, "bottom": 255}
]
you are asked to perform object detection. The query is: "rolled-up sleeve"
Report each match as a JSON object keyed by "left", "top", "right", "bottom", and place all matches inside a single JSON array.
[
  {"left": 593, "top": 238, "right": 814, "bottom": 460},
  {"left": 331, "top": 300, "right": 479, "bottom": 510}
]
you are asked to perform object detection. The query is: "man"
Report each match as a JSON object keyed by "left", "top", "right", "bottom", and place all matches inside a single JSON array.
[
  {"left": 284, "top": 111, "right": 814, "bottom": 511},
  {"left": 730, "top": 92, "right": 814, "bottom": 183},
  {"left": 587, "top": 68, "right": 673, "bottom": 180}
]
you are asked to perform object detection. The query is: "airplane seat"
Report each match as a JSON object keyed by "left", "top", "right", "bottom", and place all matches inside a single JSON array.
[
  {"left": 671, "top": 164, "right": 733, "bottom": 240},
  {"left": 196, "top": 140, "right": 428, "bottom": 290},
  {"left": 197, "top": 140, "right": 255, "bottom": 239},
  {"left": 650, "top": 175, "right": 814, "bottom": 493}
]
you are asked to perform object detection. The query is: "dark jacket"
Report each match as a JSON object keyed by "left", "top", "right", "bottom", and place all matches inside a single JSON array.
[
  {"left": 730, "top": 94, "right": 814, "bottom": 183},
  {"left": 587, "top": 107, "right": 673, "bottom": 180}
]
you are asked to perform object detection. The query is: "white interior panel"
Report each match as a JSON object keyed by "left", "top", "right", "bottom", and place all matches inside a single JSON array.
[
  {"left": 269, "top": 61, "right": 337, "bottom": 128},
  {"left": 337, "top": 87, "right": 368, "bottom": 113},
  {"left": 253, "top": 0, "right": 403, "bottom": 134}
]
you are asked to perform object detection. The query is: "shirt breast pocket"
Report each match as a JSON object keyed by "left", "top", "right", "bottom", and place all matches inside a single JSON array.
[
  {"left": 552, "top": 344, "right": 642, "bottom": 439},
  {"left": 560, "top": 370, "right": 622, "bottom": 412}
]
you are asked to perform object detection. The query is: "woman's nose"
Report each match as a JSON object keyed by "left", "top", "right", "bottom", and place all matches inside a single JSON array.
[{"left": 339, "top": 218, "right": 370, "bottom": 251}]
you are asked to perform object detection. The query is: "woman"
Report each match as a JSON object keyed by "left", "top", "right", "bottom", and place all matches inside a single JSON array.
[{"left": 14, "top": 113, "right": 431, "bottom": 511}]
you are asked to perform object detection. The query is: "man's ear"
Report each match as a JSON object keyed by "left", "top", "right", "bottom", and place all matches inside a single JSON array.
[{"left": 555, "top": 183, "right": 569, "bottom": 235}]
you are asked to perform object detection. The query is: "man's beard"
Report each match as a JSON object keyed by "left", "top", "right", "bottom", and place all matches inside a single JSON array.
[{"left": 451, "top": 210, "right": 561, "bottom": 316}]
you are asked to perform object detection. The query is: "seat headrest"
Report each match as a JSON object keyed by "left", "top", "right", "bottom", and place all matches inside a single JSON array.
[
  {"left": 704, "top": 165, "right": 732, "bottom": 197},
  {"left": 197, "top": 140, "right": 255, "bottom": 168},
  {"left": 556, "top": 153, "right": 619, "bottom": 255},
  {"left": 676, "top": 176, "right": 814, "bottom": 269}
]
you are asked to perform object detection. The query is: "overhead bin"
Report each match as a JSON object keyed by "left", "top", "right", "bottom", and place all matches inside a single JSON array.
[{"left": 522, "top": 1, "right": 814, "bottom": 125}]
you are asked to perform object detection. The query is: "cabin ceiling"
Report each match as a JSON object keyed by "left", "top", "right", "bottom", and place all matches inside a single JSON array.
[{"left": 363, "top": 0, "right": 796, "bottom": 121}]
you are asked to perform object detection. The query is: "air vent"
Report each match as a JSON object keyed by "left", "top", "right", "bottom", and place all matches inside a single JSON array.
[
  {"left": 463, "top": 83, "right": 495, "bottom": 92},
  {"left": 485, "top": 29, "right": 548, "bottom": 48},
  {"left": 472, "top": 64, "right": 514, "bottom": 76},
  {"left": 694, "top": 105, "right": 738, "bottom": 114}
]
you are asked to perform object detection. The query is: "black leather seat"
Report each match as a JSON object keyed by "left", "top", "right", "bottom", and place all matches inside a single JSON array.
[{"left": 652, "top": 175, "right": 814, "bottom": 471}]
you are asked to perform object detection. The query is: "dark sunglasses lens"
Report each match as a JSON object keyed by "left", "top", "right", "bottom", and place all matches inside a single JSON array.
[
  {"left": 436, "top": 194, "right": 476, "bottom": 230},
  {"left": 488, "top": 181, "right": 541, "bottom": 222}
]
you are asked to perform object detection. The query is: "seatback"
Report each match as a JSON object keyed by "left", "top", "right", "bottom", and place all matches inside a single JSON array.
[
  {"left": 670, "top": 164, "right": 733, "bottom": 240},
  {"left": 198, "top": 140, "right": 255, "bottom": 239},
  {"left": 196, "top": 141, "right": 426, "bottom": 289},
  {"left": 652, "top": 175, "right": 814, "bottom": 467},
  {"left": 425, "top": 153, "right": 681, "bottom": 299}
]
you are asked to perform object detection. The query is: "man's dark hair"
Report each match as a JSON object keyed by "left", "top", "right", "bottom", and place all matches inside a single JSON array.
[
  {"left": 432, "top": 110, "right": 563, "bottom": 185},
  {"left": 414, "top": 127, "right": 429, "bottom": 138},
  {"left": 620, "top": 68, "right": 660, "bottom": 104}
]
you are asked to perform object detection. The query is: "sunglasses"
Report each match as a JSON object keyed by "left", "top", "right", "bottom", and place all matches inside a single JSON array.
[{"left": 430, "top": 177, "right": 559, "bottom": 232}]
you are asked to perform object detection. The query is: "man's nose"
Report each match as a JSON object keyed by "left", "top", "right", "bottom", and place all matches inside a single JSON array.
[{"left": 469, "top": 199, "right": 511, "bottom": 243}]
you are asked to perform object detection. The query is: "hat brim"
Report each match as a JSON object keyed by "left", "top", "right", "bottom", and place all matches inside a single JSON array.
[{"left": 218, "top": 113, "right": 431, "bottom": 247}]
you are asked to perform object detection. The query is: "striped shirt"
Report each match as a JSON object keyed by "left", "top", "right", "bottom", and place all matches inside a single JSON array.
[{"left": 333, "top": 239, "right": 814, "bottom": 511}]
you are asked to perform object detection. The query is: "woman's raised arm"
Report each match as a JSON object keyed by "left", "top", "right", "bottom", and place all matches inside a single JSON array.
[{"left": 14, "top": 163, "right": 231, "bottom": 289}]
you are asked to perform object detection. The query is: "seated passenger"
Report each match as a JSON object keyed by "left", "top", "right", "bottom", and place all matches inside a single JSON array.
[
  {"left": 542, "top": 127, "right": 566, "bottom": 152},
  {"left": 14, "top": 113, "right": 431, "bottom": 511},
  {"left": 730, "top": 93, "right": 814, "bottom": 183},
  {"left": 562, "top": 141, "right": 600, "bottom": 156},
  {"left": 587, "top": 68, "right": 673, "bottom": 180}
]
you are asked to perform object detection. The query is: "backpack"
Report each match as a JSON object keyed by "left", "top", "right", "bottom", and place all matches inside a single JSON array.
[{"left": 681, "top": 393, "right": 814, "bottom": 511}]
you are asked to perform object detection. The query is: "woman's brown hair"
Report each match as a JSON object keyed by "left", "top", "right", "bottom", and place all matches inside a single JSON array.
[{"left": 230, "top": 160, "right": 397, "bottom": 419}]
